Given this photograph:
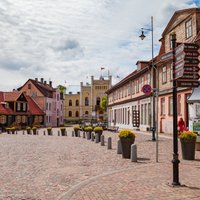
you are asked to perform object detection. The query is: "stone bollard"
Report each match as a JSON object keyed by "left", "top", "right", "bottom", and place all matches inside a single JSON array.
[
  {"left": 83, "top": 131, "right": 86, "bottom": 138},
  {"left": 108, "top": 137, "right": 112, "bottom": 149},
  {"left": 37, "top": 131, "right": 39, "bottom": 135},
  {"left": 131, "top": 144, "right": 137, "bottom": 162},
  {"left": 23, "top": 131, "right": 25, "bottom": 135},
  {"left": 117, "top": 140, "right": 122, "bottom": 154},
  {"left": 95, "top": 133, "right": 99, "bottom": 143},
  {"left": 101, "top": 135, "right": 105, "bottom": 146},
  {"left": 91, "top": 133, "right": 95, "bottom": 141},
  {"left": 16, "top": 131, "right": 18, "bottom": 134},
  {"left": 51, "top": 130, "right": 53, "bottom": 136},
  {"left": 86, "top": 132, "right": 90, "bottom": 140},
  {"left": 65, "top": 130, "right": 67, "bottom": 136},
  {"left": 43, "top": 130, "right": 46, "bottom": 135},
  {"left": 58, "top": 131, "right": 60, "bottom": 136},
  {"left": 78, "top": 130, "right": 80, "bottom": 137},
  {"left": 72, "top": 131, "right": 74, "bottom": 137}
]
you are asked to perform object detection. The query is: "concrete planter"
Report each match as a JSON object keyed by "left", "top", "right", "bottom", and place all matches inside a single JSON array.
[
  {"left": 196, "top": 137, "right": 200, "bottom": 151},
  {"left": 180, "top": 138, "right": 196, "bottom": 160},
  {"left": 120, "top": 138, "right": 135, "bottom": 159}
]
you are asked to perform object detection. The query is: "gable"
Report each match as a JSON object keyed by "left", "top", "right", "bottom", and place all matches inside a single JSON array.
[{"left": 16, "top": 93, "right": 27, "bottom": 102}]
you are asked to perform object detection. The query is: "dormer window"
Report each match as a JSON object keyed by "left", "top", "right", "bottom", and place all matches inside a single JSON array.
[
  {"left": 17, "top": 102, "right": 21, "bottom": 111},
  {"left": 185, "top": 19, "right": 192, "bottom": 39}
]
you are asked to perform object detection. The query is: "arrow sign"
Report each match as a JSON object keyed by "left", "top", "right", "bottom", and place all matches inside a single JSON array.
[
  {"left": 184, "top": 66, "right": 200, "bottom": 72},
  {"left": 184, "top": 43, "right": 199, "bottom": 50},
  {"left": 184, "top": 58, "right": 199, "bottom": 64},
  {"left": 177, "top": 80, "right": 200, "bottom": 88},
  {"left": 185, "top": 51, "right": 199, "bottom": 57},
  {"left": 178, "top": 73, "right": 200, "bottom": 80}
]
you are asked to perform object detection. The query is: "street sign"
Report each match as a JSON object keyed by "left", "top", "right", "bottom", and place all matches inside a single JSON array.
[
  {"left": 174, "top": 69, "right": 184, "bottom": 79},
  {"left": 184, "top": 66, "right": 200, "bottom": 72},
  {"left": 179, "top": 73, "right": 200, "bottom": 80},
  {"left": 177, "top": 80, "right": 200, "bottom": 87},
  {"left": 142, "top": 84, "right": 152, "bottom": 95},
  {"left": 185, "top": 51, "right": 199, "bottom": 57},
  {"left": 184, "top": 58, "right": 199, "bottom": 64}
]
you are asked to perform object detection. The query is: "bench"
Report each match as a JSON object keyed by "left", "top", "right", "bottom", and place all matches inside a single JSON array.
[{"left": 107, "top": 126, "right": 119, "bottom": 133}]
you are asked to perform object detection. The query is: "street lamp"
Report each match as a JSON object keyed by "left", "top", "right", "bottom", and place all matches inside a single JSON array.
[
  {"left": 139, "top": 16, "right": 159, "bottom": 162},
  {"left": 139, "top": 16, "right": 156, "bottom": 141}
]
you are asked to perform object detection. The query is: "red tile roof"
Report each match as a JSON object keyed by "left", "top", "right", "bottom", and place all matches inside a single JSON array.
[
  {"left": 4, "top": 91, "right": 21, "bottom": 101},
  {"left": 26, "top": 96, "right": 45, "bottom": 115}
]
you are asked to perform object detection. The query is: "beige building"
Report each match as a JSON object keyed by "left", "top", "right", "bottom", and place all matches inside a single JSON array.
[{"left": 65, "top": 76, "right": 112, "bottom": 122}]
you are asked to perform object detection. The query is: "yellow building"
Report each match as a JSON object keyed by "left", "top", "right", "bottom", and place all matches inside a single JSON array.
[{"left": 65, "top": 75, "right": 112, "bottom": 123}]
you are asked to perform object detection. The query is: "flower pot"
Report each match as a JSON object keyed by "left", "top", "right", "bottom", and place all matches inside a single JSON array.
[
  {"left": 120, "top": 138, "right": 135, "bottom": 159},
  {"left": 47, "top": 130, "right": 52, "bottom": 135},
  {"left": 95, "top": 130, "right": 103, "bottom": 141},
  {"left": 33, "top": 129, "right": 37, "bottom": 135},
  {"left": 180, "top": 138, "right": 196, "bottom": 160},
  {"left": 74, "top": 129, "right": 79, "bottom": 137},
  {"left": 61, "top": 129, "right": 66, "bottom": 136}
]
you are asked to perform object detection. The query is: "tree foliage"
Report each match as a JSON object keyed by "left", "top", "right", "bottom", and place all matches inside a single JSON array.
[{"left": 100, "top": 96, "right": 107, "bottom": 111}]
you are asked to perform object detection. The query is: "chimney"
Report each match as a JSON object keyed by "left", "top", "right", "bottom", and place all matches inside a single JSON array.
[
  {"left": 35, "top": 78, "right": 38, "bottom": 82},
  {"left": 44, "top": 80, "right": 47, "bottom": 85},
  {"left": 41, "top": 78, "right": 44, "bottom": 83},
  {"left": 49, "top": 81, "right": 52, "bottom": 87}
]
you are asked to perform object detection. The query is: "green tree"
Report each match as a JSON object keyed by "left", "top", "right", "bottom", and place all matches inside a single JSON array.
[{"left": 100, "top": 96, "right": 107, "bottom": 111}]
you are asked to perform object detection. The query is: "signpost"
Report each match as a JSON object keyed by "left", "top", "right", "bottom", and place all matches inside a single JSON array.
[{"left": 174, "top": 43, "right": 200, "bottom": 87}]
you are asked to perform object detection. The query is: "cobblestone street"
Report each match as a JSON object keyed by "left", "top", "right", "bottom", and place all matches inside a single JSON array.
[{"left": 0, "top": 128, "right": 200, "bottom": 200}]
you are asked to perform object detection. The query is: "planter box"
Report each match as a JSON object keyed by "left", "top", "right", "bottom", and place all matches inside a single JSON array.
[
  {"left": 180, "top": 138, "right": 196, "bottom": 160},
  {"left": 196, "top": 137, "right": 200, "bottom": 151}
]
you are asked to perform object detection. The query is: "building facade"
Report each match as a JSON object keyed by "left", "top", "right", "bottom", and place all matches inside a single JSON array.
[
  {"left": 0, "top": 91, "right": 45, "bottom": 131},
  {"left": 65, "top": 76, "right": 112, "bottom": 122},
  {"left": 18, "top": 78, "right": 64, "bottom": 127}
]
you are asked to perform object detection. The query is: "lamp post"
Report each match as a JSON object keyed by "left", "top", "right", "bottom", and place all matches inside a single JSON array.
[{"left": 139, "top": 16, "right": 156, "bottom": 141}]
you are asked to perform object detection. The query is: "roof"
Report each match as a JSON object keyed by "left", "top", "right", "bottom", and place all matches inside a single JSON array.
[
  {"left": 162, "top": 8, "right": 200, "bottom": 37},
  {"left": 187, "top": 87, "right": 200, "bottom": 103},
  {"left": 0, "top": 91, "right": 44, "bottom": 115},
  {"left": 18, "top": 79, "right": 56, "bottom": 98}
]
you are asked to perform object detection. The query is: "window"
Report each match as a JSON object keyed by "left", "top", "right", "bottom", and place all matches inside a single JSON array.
[
  {"left": 85, "top": 97, "right": 89, "bottom": 106},
  {"left": 96, "top": 97, "right": 101, "bottom": 105},
  {"left": 16, "top": 115, "right": 21, "bottom": 123},
  {"left": 132, "top": 81, "right": 135, "bottom": 94},
  {"left": 169, "top": 96, "right": 173, "bottom": 115},
  {"left": 170, "top": 64, "right": 173, "bottom": 81},
  {"left": 69, "top": 111, "right": 72, "bottom": 117},
  {"left": 69, "top": 100, "right": 72, "bottom": 106},
  {"left": 76, "top": 111, "right": 79, "bottom": 117},
  {"left": 128, "top": 84, "right": 131, "bottom": 96},
  {"left": 23, "top": 103, "right": 26, "bottom": 111},
  {"left": 49, "top": 103, "right": 51, "bottom": 111},
  {"left": 141, "top": 77, "right": 144, "bottom": 88},
  {"left": 46, "top": 103, "right": 48, "bottom": 110},
  {"left": 161, "top": 98, "right": 165, "bottom": 115},
  {"left": 136, "top": 80, "right": 139, "bottom": 93},
  {"left": 185, "top": 19, "right": 192, "bottom": 39},
  {"left": 162, "top": 66, "right": 167, "bottom": 83},
  {"left": 0, "top": 115, "right": 6, "bottom": 124},
  {"left": 178, "top": 95, "right": 181, "bottom": 115},
  {"left": 22, "top": 116, "right": 26, "bottom": 123},
  {"left": 28, "top": 83, "right": 31, "bottom": 89},
  {"left": 17, "top": 102, "right": 21, "bottom": 111},
  {"left": 76, "top": 100, "right": 79, "bottom": 106},
  {"left": 147, "top": 73, "right": 151, "bottom": 84},
  {"left": 169, "top": 34, "right": 173, "bottom": 49}
]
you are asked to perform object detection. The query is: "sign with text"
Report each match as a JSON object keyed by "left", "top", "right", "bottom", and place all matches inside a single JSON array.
[{"left": 177, "top": 81, "right": 200, "bottom": 88}]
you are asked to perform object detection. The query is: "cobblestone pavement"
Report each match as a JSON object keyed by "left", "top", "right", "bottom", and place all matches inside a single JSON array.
[{"left": 0, "top": 128, "right": 199, "bottom": 200}]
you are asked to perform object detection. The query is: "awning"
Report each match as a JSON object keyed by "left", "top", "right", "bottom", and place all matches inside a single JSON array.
[{"left": 187, "top": 87, "right": 200, "bottom": 103}]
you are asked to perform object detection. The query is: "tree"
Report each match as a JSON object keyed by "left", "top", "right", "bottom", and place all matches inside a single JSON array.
[{"left": 100, "top": 96, "right": 107, "bottom": 111}]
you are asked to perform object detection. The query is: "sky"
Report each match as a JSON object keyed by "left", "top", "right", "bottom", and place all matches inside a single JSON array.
[{"left": 0, "top": 0, "right": 199, "bottom": 92}]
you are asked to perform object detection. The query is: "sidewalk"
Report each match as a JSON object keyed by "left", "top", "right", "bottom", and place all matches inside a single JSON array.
[{"left": 0, "top": 128, "right": 199, "bottom": 200}]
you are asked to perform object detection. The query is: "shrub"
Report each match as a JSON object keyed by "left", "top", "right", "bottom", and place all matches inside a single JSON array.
[
  {"left": 94, "top": 126, "right": 103, "bottom": 132},
  {"left": 74, "top": 125, "right": 81, "bottom": 130},
  {"left": 179, "top": 131, "right": 197, "bottom": 142},
  {"left": 118, "top": 129, "right": 135, "bottom": 139},
  {"left": 60, "top": 127, "right": 66, "bottom": 131},
  {"left": 26, "top": 126, "right": 31, "bottom": 130},
  {"left": 32, "top": 127, "right": 37, "bottom": 130},
  {"left": 47, "top": 127, "right": 52, "bottom": 131},
  {"left": 84, "top": 126, "right": 93, "bottom": 132}
]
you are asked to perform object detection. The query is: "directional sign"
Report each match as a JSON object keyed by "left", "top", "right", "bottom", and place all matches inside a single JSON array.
[
  {"left": 185, "top": 51, "right": 199, "bottom": 57},
  {"left": 179, "top": 73, "right": 200, "bottom": 80},
  {"left": 184, "top": 58, "right": 199, "bottom": 64},
  {"left": 177, "top": 80, "right": 200, "bottom": 88},
  {"left": 184, "top": 43, "right": 199, "bottom": 50},
  {"left": 184, "top": 66, "right": 200, "bottom": 72},
  {"left": 174, "top": 69, "right": 184, "bottom": 79}
]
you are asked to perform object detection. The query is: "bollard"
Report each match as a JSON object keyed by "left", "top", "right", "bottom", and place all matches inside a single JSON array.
[
  {"left": 58, "top": 131, "right": 60, "bottom": 136},
  {"left": 131, "top": 144, "right": 137, "bottom": 162},
  {"left": 16, "top": 131, "right": 18, "bottom": 134},
  {"left": 95, "top": 133, "right": 99, "bottom": 143},
  {"left": 101, "top": 135, "right": 105, "bottom": 146},
  {"left": 91, "top": 133, "right": 95, "bottom": 141},
  {"left": 86, "top": 132, "right": 90, "bottom": 140},
  {"left": 108, "top": 137, "right": 112, "bottom": 149},
  {"left": 78, "top": 130, "right": 80, "bottom": 137},
  {"left": 37, "top": 131, "right": 39, "bottom": 135},
  {"left": 51, "top": 130, "right": 53, "bottom": 136},
  {"left": 72, "top": 131, "right": 74, "bottom": 137},
  {"left": 117, "top": 140, "right": 122, "bottom": 154},
  {"left": 23, "top": 131, "right": 25, "bottom": 135},
  {"left": 83, "top": 131, "right": 86, "bottom": 138},
  {"left": 65, "top": 130, "right": 67, "bottom": 136},
  {"left": 43, "top": 130, "right": 46, "bottom": 135}
]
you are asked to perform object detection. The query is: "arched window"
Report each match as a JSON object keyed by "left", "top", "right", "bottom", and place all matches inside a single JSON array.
[
  {"left": 75, "top": 111, "right": 79, "bottom": 117},
  {"left": 85, "top": 97, "right": 89, "bottom": 106},
  {"left": 76, "top": 99, "right": 79, "bottom": 106},
  {"left": 69, "top": 111, "right": 72, "bottom": 117},
  {"left": 85, "top": 111, "right": 89, "bottom": 115},
  {"left": 96, "top": 97, "right": 101, "bottom": 105},
  {"left": 69, "top": 99, "right": 72, "bottom": 106}
]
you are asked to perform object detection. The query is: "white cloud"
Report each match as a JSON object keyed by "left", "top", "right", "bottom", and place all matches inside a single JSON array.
[{"left": 0, "top": 0, "right": 198, "bottom": 90}]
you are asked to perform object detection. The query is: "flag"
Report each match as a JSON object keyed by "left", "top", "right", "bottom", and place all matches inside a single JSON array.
[{"left": 101, "top": 67, "right": 105, "bottom": 70}]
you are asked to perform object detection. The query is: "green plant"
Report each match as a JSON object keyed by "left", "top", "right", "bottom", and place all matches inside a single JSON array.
[
  {"left": 60, "top": 127, "right": 66, "bottom": 131},
  {"left": 118, "top": 129, "right": 135, "bottom": 139},
  {"left": 179, "top": 131, "right": 197, "bottom": 142},
  {"left": 32, "top": 127, "right": 37, "bottom": 130},
  {"left": 84, "top": 126, "right": 93, "bottom": 132},
  {"left": 74, "top": 125, "right": 81, "bottom": 130},
  {"left": 26, "top": 126, "right": 31, "bottom": 130},
  {"left": 94, "top": 126, "right": 103, "bottom": 132},
  {"left": 47, "top": 127, "right": 52, "bottom": 131}
]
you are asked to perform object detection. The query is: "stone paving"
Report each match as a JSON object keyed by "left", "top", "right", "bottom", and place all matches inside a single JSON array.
[{"left": 0, "top": 128, "right": 199, "bottom": 200}]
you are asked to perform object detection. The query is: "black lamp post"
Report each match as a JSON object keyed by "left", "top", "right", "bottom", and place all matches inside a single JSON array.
[
  {"left": 139, "top": 16, "right": 156, "bottom": 141},
  {"left": 171, "top": 33, "right": 180, "bottom": 186}
]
